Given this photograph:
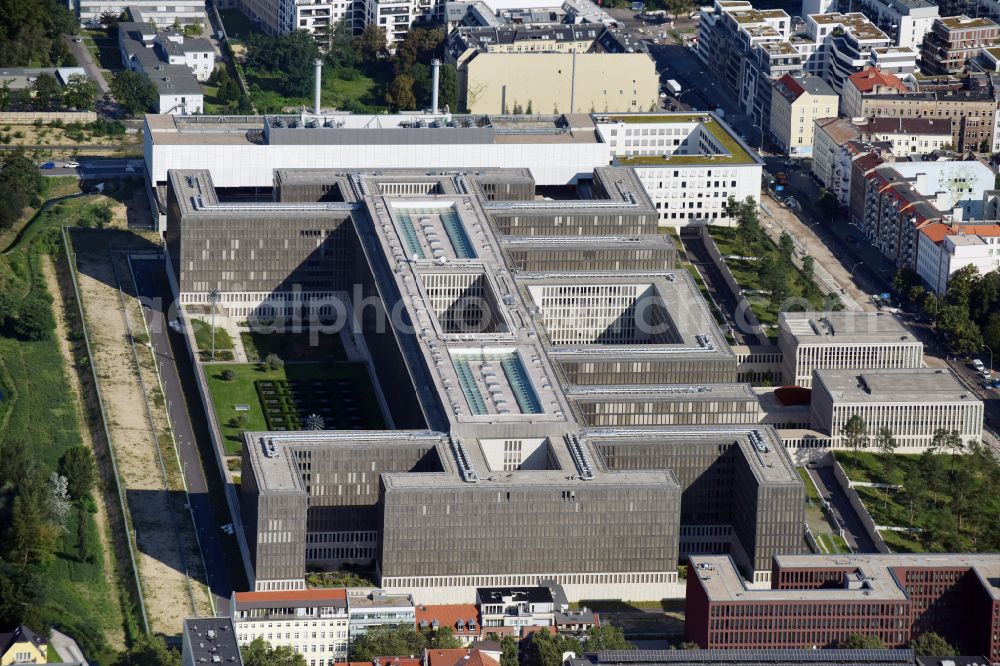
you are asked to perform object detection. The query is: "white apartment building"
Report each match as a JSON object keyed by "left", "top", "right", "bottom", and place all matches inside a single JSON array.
[
  {"left": 804, "top": 13, "right": 917, "bottom": 93},
  {"left": 119, "top": 22, "right": 207, "bottom": 114},
  {"left": 363, "top": 0, "right": 442, "bottom": 44},
  {"left": 891, "top": 159, "right": 995, "bottom": 218},
  {"left": 347, "top": 591, "right": 415, "bottom": 638},
  {"left": 231, "top": 589, "right": 349, "bottom": 665},
  {"left": 851, "top": 0, "right": 938, "bottom": 47},
  {"left": 812, "top": 117, "right": 862, "bottom": 201},
  {"left": 858, "top": 117, "right": 952, "bottom": 155},
  {"left": 155, "top": 29, "right": 215, "bottom": 81},
  {"left": 777, "top": 311, "right": 923, "bottom": 388},
  {"left": 144, "top": 111, "right": 763, "bottom": 231},
  {"left": 769, "top": 74, "right": 838, "bottom": 156},
  {"left": 475, "top": 586, "right": 557, "bottom": 629},
  {"left": 811, "top": 368, "right": 984, "bottom": 450},
  {"left": 595, "top": 113, "right": 764, "bottom": 228},
  {"left": 916, "top": 222, "right": 1000, "bottom": 294}
]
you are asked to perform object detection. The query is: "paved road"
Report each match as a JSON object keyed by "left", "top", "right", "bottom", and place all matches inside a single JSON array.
[
  {"left": 38, "top": 157, "right": 143, "bottom": 179},
  {"left": 809, "top": 466, "right": 877, "bottom": 553},
  {"left": 131, "top": 257, "right": 234, "bottom": 615},
  {"left": 65, "top": 34, "right": 110, "bottom": 94}
]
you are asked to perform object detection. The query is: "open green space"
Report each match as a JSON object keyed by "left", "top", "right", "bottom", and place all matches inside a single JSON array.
[
  {"left": 796, "top": 467, "right": 821, "bottom": 502},
  {"left": 816, "top": 532, "right": 849, "bottom": 554},
  {"left": 240, "top": 329, "right": 346, "bottom": 362},
  {"left": 191, "top": 318, "right": 233, "bottom": 352},
  {"left": 247, "top": 68, "right": 384, "bottom": 114},
  {"left": 7, "top": 195, "right": 112, "bottom": 254},
  {"left": 709, "top": 225, "right": 826, "bottom": 328},
  {"left": 205, "top": 361, "right": 384, "bottom": 455},
  {"left": 836, "top": 450, "right": 1000, "bottom": 553}
]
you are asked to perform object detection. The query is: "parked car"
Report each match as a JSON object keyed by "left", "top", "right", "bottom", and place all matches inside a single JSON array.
[
  {"left": 40, "top": 162, "right": 55, "bottom": 169},
  {"left": 63, "top": 161, "right": 80, "bottom": 168},
  {"left": 972, "top": 358, "right": 986, "bottom": 373},
  {"left": 124, "top": 164, "right": 136, "bottom": 173}
]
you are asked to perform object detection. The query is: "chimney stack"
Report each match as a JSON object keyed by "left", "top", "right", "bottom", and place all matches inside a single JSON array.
[
  {"left": 314, "top": 58, "right": 323, "bottom": 115},
  {"left": 431, "top": 58, "right": 441, "bottom": 114}
]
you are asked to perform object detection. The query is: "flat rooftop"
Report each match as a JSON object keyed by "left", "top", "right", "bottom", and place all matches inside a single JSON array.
[
  {"left": 183, "top": 618, "right": 243, "bottom": 665},
  {"left": 596, "top": 114, "right": 759, "bottom": 166},
  {"left": 814, "top": 368, "right": 977, "bottom": 403},
  {"left": 779, "top": 311, "right": 917, "bottom": 345}
]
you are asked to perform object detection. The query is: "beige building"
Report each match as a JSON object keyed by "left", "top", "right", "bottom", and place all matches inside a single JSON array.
[
  {"left": 447, "top": 25, "right": 658, "bottom": 114},
  {"left": 768, "top": 74, "right": 838, "bottom": 157}
]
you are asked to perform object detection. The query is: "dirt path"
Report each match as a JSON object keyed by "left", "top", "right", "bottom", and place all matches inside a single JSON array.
[
  {"left": 70, "top": 229, "right": 213, "bottom": 636},
  {"left": 42, "top": 256, "right": 126, "bottom": 652}
]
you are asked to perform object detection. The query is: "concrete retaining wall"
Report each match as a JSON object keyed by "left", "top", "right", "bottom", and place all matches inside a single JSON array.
[
  {"left": 0, "top": 111, "right": 97, "bottom": 124},
  {"left": 693, "top": 227, "right": 768, "bottom": 340},
  {"left": 832, "top": 459, "right": 891, "bottom": 553}
]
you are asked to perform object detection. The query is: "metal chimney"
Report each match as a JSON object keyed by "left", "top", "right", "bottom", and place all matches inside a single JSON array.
[
  {"left": 313, "top": 58, "right": 323, "bottom": 115},
  {"left": 431, "top": 58, "right": 440, "bottom": 114}
]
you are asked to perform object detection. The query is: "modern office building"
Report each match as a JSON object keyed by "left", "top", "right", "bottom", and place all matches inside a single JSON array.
[
  {"left": 769, "top": 74, "right": 839, "bottom": 156},
  {"left": 568, "top": 649, "right": 922, "bottom": 666},
  {"left": 445, "top": 25, "right": 658, "bottom": 114},
  {"left": 921, "top": 16, "right": 1000, "bottom": 75},
  {"left": 166, "top": 165, "right": 803, "bottom": 599},
  {"left": 182, "top": 618, "right": 244, "bottom": 666},
  {"left": 230, "top": 589, "right": 350, "bottom": 661},
  {"left": 685, "top": 553, "right": 1000, "bottom": 659},
  {"left": 348, "top": 591, "right": 416, "bottom": 637},
  {"left": 852, "top": 0, "right": 939, "bottom": 48},
  {"left": 476, "top": 586, "right": 558, "bottom": 629},
  {"left": 916, "top": 221, "right": 1000, "bottom": 294},
  {"left": 810, "top": 368, "right": 984, "bottom": 450},
  {"left": 144, "top": 111, "right": 761, "bottom": 232},
  {"left": 777, "top": 311, "right": 923, "bottom": 388}
]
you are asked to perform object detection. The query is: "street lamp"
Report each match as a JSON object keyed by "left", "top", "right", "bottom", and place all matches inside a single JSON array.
[
  {"left": 985, "top": 344, "right": 994, "bottom": 376},
  {"left": 850, "top": 260, "right": 864, "bottom": 279},
  {"left": 207, "top": 289, "right": 221, "bottom": 361}
]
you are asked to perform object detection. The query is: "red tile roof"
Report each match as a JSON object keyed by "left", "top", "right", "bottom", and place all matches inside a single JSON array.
[
  {"left": 415, "top": 605, "right": 481, "bottom": 636},
  {"left": 921, "top": 222, "right": 1000, "bottom": 243},
  {"left": 919, "top": 222, "right": 950, "bottom": 243},
  {"left": 373, "top": 658, "right": 421, "bottom": 666},
  {"left": 232, "top": 588, "right": 347, "bottom": 604},
  {"left": 848, "top": 67, "right": 907, "bottom": 94},
  {"left": 426, "top": 649, "right": 500, "bottom": 666}
]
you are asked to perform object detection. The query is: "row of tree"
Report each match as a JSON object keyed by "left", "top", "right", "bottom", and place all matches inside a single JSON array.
[
  {"left": 0, "top": 73, "right": 99, "bottom": 112},
  {"left": 894, "top": 264, "right": 1000, "bottom": 356},
  {"left": 0, "top": 150, "right": 44, "bottom": 232},
  {"left": 839, "top": 631, "right": 957, "bottom": 656},
  {"left": 0, "top": 0, "right": 78, "bottom": 68}
]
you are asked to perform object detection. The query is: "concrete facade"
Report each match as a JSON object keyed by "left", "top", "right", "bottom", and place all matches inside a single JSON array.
[{"left": 769, "top": 74, "right": 838, "bottom": 157}]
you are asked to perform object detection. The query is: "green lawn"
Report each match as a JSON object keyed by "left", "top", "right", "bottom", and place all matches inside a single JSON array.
[
  {"left": 709, "top": 226, "right": 825, "bottom": 327},
  {"left": 797, "top": 467, "right": 821, "bottom": 502},
  {"left": 47, "top": 644, "right": 63, "bottom": 662},
  {"left": 880, "top": 529, "right": 923, "bottom": 553},
  {"left": 191, "top": 318, "right": 234, "bottom": 351},
  {"left": 240, "top": 329, "right": 345, "bottom": 362},
  {"left": 205, "top": 362, "right": 384, "bottom": 455},
  {"left": 247, "top": 68, "right": 384, "bottom": 114},
  {"left": 201, "top": 81, "right": 226, "bottom": 114},
  {"left": 6, "top": 195, "right": 110, "bottom": 255}
]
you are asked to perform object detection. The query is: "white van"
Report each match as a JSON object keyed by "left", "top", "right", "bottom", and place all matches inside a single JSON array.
[{"left": 972, "top": 358, "right": 985, "bottom": 373}]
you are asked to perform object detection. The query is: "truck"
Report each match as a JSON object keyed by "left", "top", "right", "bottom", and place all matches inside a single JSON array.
[{"left": 665, "top": 79, "right": 682, "bottom": 95}]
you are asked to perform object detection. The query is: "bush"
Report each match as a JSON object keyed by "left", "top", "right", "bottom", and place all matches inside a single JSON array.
[
  {"left": 265, "top": 353, "right": 283, "bottom": 371},
  {"left": 221, "top": 369, "right": 235, "bottom": 381},
  {"left": 12, "top": 292, "right": 54, "bottom": 341}
]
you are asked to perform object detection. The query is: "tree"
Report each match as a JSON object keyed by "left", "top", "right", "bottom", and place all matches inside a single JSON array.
[
  {"left": 30, "top": 72, "right": 62, "bottom": 110},
  {"left": 778, "top": 230, "right": 795, "bottom": 264},
  {"left": 245, "top": 30, "right": 320, "bottom": 97},
  {"left": 500, "top": 636, "right": 518, "bottom": 666},
  {"left": 110, "top": 71, "right": 158, "bottom": 116},
  {"left": 265, "top": 353, "right": 283, "bottom": 371},
  {"left": 875, "top": 426, "right": 897, "bottom": 458},
  {"left": 724, "top": 196, "right": 762, "bottom": 256},
  {"left": 1, "top": 150, "right": 44, "bottom": 206},
  {"left": 241, "top": 638, "right": 307, "bottom": 666},
  {"left": 12, "top": 292, "right": 54, "bottom": 341},
  {"left": 62, "top": 73, "right": 99, "bottom": 110},
  {"left": 581, "top": 625, "right": 634, "bottom": 651},
  {"left": 837, "top": 634, "right": 885, "bottom": 649},
  {"left": 354, "top": 25, "right": 388, "bottom": 61},
  {"left": 842, "top": 414, "right": 869, "bottom": 452},
  {"left": 60, "top": 445, "right": 97, "bottom": 500},
  {"left": 115, "top": 633, "right": 181, "bottom": 666},
  {"left": 349, "top": 624, "right": 427, "bottom": 661},
  {"left": 6, "top": 486, "right": 59, "bottom": 568},
  {"left": 48, "top": 472, "right": 71, "bottom": 530},
  {"left": 221, "top": 368, "right": 236, "bottom": 381},
  {"left": 386, "top": 74, "right": 417, "bottom": 111},
  {"left": 425, "top": 626, "right": 463, "bottom": 649},
  {"left": 526, "top": 630, "right": 579, "bottom": 666},
  {"left": 677, "top": 642, "right": 701, "bottom": 650},
  {"left": 910, "top": 632, "right": 957, "bottom": 657},
  {"left": 77, "top": 504, "right": 95, "bottom": 563},
  {"left": 761, "top": 256, "right": 791, "bottom": 308},
  {"left": 664, "top": 0, "right": 693, "bottom": 19},
  {"left": 802, "top": 255, "right": 815, "bottom": 284}
]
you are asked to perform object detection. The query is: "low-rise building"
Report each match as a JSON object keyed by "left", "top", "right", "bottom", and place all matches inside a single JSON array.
[
  {"left": 841, "top": 66, "right": 909, "bottom": 117},
  {"left": 921, "top": 16, "right": 1000, "bottom": 75},
  {"left": 777, "top": 311, "right": 922, "bottom": 388},
  {"left": 810, "top": 367, "right": 984, "bottom": 450},
  {"left": 685, "top": 553, "right": 1000, "bottom": 655},
  {"left": 415, "top": 605, "right": 482, "bottom": 645},
  {"left": 426, "top": 648, "right": 500, "bottom": 666},
  {"left": 118, "top": 21, "right": 207, "bottom": 114},
  {"left": 446, "top": 25, "right": 658, "bottom": 114},
  {"left": 916, "top": 221, "right": 1000, "bottom": 293},
  {"left": 857, "top": 116, "right": 953, "bottom": 154},
  {"left": 769, "top": 74, "right": 838, "bottom": 156},
  {"left": 182, "top": 618, "right": 244, "bottom": 666},
  {"left": 476, "top": 587, "right": 557, "bottom": 629},
  {"left": 231, "top": 589, "right": 350, "bottom": 661},
  {"left": 349, "top": 591, "right": 416, "bottom": 638},
  {"left": 0, "top": 625, "right": 47, "bottom": 665}
]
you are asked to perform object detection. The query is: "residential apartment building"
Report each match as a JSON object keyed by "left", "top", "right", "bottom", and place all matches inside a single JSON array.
[
  {"left": 769, "top": 74, "right": 838, "bottom": 156},
  {"left": 805, "top": 13, "right": 912, "bottom": 92},
  {"left": 182, "top": 618, "right": 244, "bottom": 666},
  {"left": 118, "top": 21, "right": 208, "bottom": 114},
  {"left": 851, "top": 0, "right": 938, "bottom": 48},
  {"left": 921, "top": 16, "right": 1000, "bottom": 74},
  {"left": 445, "top": 25, "right": 658, "bottom": 114},
  {"left": 685, "top": 553, "right": 1000, "bottom": 658},
  {"left": 595, "top": 113, "right": 764, "bottom": 228},
  {"left": 416, "top": 605, "right": 482, "bottom": 644},
  {"left": 0, "top": 625, "right": 47, "bottom": 666},
  {"left": 348, "top": 591, "right": 416, "bottom": 637},
  {"left": 362, "top": 0, "right": 442, "bottom": 44},
  {"left": 857, "top": 116, "right": 953, "bottom": 154},
  {"left": 230, "top": 589, "right": 349, "bottom": 663},
  {"left": 476, "top": 587, "right": 557, "bottom": 629},
  {"left": 840, "top": 67, "right": 908, "bottom": 117},
  {"left": 810, "top": 368, "right": 984, "bottom": 450},
  {"left": 812, "top": 117, "right": 862, "bottom": 201},
  {"left": 916, "top": 221, "right": 1000, "bottom": 293},
  {"left": 777, "top": 311, "right": 923, "bottom": 388}
]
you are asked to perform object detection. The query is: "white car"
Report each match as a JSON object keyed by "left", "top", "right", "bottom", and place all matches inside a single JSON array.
[
  {"left": 124, "top": 165, "right": 136, "bottom": 173},
  {"left": 63, "top": 161, "right": 80, "bottom": 168}
]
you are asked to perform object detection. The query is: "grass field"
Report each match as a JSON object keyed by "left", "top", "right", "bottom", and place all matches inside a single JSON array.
[
  {"left": 205, "top": 362, "right": 384, "bottom": 455},
  {"left": 247, "top": 69, "right": 384, "bottom": 114},
  {"left": 0, "top": 247, "right": 123, "bottom": 663},
  {"left": 797, "top": 467, "right": 821, "bottom": 502},
  {"left": 6, "top": 195, "right": 114, "bottom": 255},
  {"left": 240, "top": 329, "right": 345, "bottom": 362},
  {"left": 709, "top": 226, "right": 825, "bottom": 327},
  {"left": 191, "top": 319, "right": 234, "bottom": 352}
]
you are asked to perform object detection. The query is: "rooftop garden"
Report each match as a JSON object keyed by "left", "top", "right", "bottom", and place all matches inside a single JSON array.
[{"left": 613, "top": 117, "right": 757, "bottom": 165}]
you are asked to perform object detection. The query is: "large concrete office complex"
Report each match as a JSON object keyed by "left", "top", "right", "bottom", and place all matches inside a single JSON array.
[
  {"left": 810, "top": 368, "right": 984, "bottom": 450},
  {"left": 165, "top": 165, "right": 805, "bottom": 601},
  {"left": 144, "top": 111, "right": 762, "bottom": 232},
  {"left": 777, "top": 311, "right": 923, "bottom": 387},
  {"left": 685, "top": 553, "right": 1000, "bottom": 659}
]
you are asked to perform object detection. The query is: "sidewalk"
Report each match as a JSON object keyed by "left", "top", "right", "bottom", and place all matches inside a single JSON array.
[{"left": 65, "top": 35, "right": 109, "bottom": 94}]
